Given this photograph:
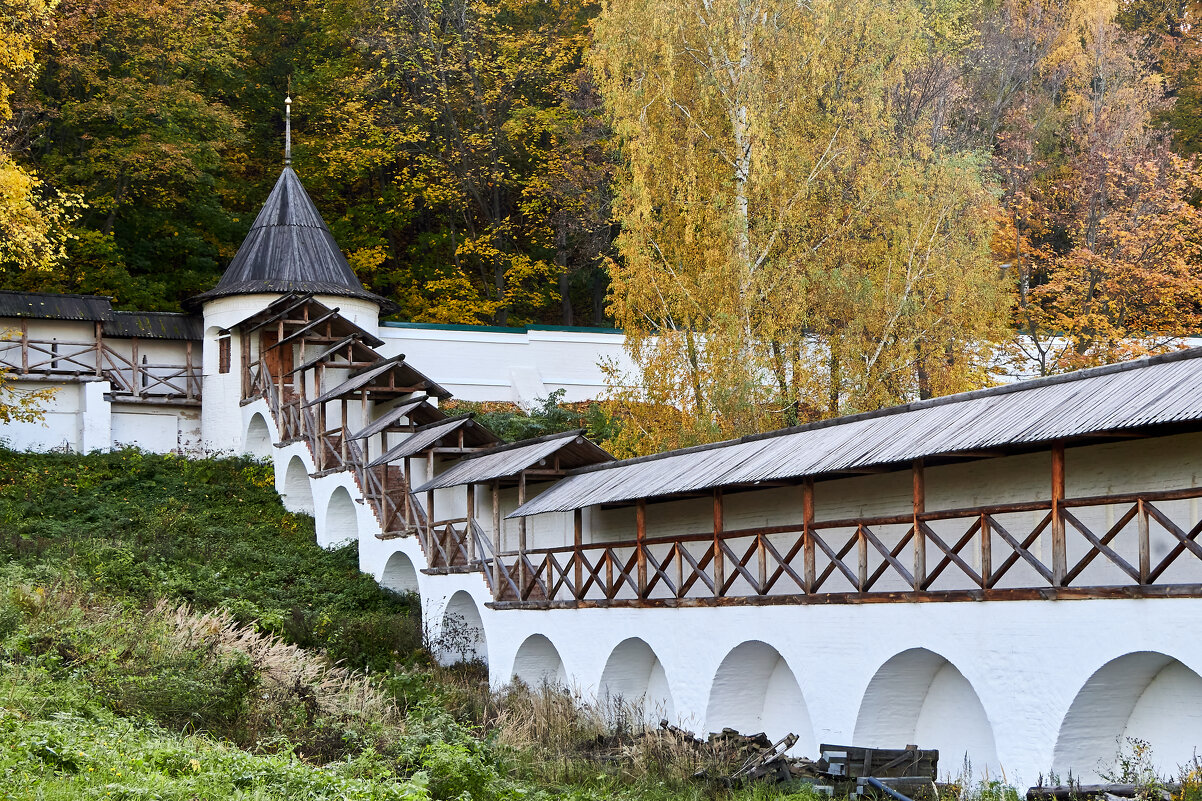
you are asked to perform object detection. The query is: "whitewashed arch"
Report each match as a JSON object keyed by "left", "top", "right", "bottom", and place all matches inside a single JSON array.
[
  {"left": 438, "top": 590, "right": 487, "bottom": 665},
  {"left": 854, "top": 648, "right": 998, "bottom": 776},
  {"left": 380, "top": 551, "right": 420, "bottom": 596},
  {"left": 598, "top": 637, "right": 675, "bottom": 724},
  {"left": 706, "top": 641, "right": 815, "bottom": 753},
  {"left": 1053, "top": 651, "right": 1202, "bottom": 781},
  {"left": 244, "top": 413, "right": 272, "bottom": 458},
  {"left": 282, "top": 455, "right": 314, "bottom": 515},
  {"left": 321, "top": 486, "right": 358, "bottom": 548},
  {"left": 511, "top": 634, "right": 567, "bottom": 687}
]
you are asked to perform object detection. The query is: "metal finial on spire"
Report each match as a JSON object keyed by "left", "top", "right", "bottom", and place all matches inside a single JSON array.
[{"left": 284, "top": 95, "right": 292, "bottom": 167}]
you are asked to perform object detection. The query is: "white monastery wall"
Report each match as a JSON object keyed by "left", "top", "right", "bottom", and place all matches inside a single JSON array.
[
  {"left": 10, "top": 291, "right": 1202, "bottom": 786},
  {"left": 374, "top": 323, "right": 631, "bottom": 408}
]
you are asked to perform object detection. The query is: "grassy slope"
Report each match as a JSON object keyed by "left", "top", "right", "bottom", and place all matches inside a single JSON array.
[{"left": 0, "top": 448, "right": 820, "bottom": 801}]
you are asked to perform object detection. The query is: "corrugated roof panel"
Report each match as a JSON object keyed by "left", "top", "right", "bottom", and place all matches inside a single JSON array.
[
  {"left": 348, "top": 397, "right": 433, "bottom": 440},
  {"left": 365, "top": 417, "right": 473, "bottom": 467},
  {"left": 512, "top": 348, "right": 1202, "bottom": 517},
  {"left": 415, "top": 432, "right": 585, "bottom": 491}
]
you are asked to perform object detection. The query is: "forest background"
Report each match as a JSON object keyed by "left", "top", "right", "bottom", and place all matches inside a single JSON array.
[{"left": 3, "top": 0, "right": 1202, "bottom": 455}]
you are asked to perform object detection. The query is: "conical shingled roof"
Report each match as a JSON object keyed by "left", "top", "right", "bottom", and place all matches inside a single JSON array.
[{"left": 193, "top": 167, "right": 387, "bottom": 307}]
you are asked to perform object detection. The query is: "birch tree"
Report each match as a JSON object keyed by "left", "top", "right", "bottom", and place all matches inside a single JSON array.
[{"left": 594, "top": 0, "right": 1007, "bottom": 455}]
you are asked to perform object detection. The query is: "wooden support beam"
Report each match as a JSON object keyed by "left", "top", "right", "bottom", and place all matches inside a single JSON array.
[
  {"left": 94, "top": 321, "right": 104, "bottom": 377},
  {"left": 131, "top": 336, "right": 140, "bottom": 398},
  {"left": 913, "top": 460, "right": 926, "bottom": 590},
  {"left": 637, "top": 498, "right": 647, "bottom": 598},
  {"left": 1138, "top": 499, "right": 1150, "bottom": 584},
  {"left": 466, "top": 483, "right": 476, "bottom": 563},
  {"left": 574, "top": 508, "right": 583, "bottom": 594},
  {"left": 404, "top": 457, "right": 412, "bottom": 528},
  {"left": 518, "top": 471, "right": 528, "bottom": 597},
  {"left": 426, "top": 450, "right": 435, "bottom": 558},
  {"left": 803, "top": 479, "right": 816, "bottom": 593},
  {"left": 980, "top": 512, "right": 991, "bottom": 588},
  {"left": 713, "top": 489, "right": 725, "bottom": 598},
  {"left": 1052, "top": 442, "right": 1067, "bottom": 585},
  {"left": 492, "top": 480, "right": 501, "bottom": 595}
]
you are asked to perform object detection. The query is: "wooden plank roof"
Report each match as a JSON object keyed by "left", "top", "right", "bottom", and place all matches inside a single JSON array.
[
  {"left": 0, "top": 291, "right": 201, "bottom": 340},
  {"left": 365, "top": 416, "right": 500, "bottom": 467},
  {"left": 192, "top": 168, "right": 391, "bottom": 310},
  {"left": 415, "top": 430, "right": 613, "bottom": 491},
  {"left": 511, "top": 347, "right": 1202, "bottom": 517},
  {"left": 348, "top": 396, "right": 434, "bottom": 439}
]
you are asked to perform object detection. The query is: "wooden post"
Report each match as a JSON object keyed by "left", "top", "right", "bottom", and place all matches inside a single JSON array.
[
  {"left": 19, "top": 320, "right": 28, "bottom": 373},
  {"left": 857, "top": 525, "right": 868, "bottom": 591},
  {"left": 1051, "top": 442, "right": 1067, "bottom": 586},
  {"left": 340, "top": 399, "right": 348, "bottom": 464},
  {"left": 980, "top": 512, "right": 991, "bottom": 590},
  {"left": 518, "top": 471, "right": 527, "bottom": 596},
  {"left": 403, "top": 457, "right": 413, "bottom": 528},
  {"left": 130, "top": 336, "right": 140, "bottom": 397},
  {"left": 573, "top": 508, "right": 583, "bottom": 595},
  {"left": 465, "top": 483, "right": 476, "bottom": 563},
  {"left": 913, "top": 460, "right": 926, "bottom": 591},
  {"left": 491, "top": 480, "right": 501, "bottom": 595},
  {"left": 241, "top": 330, "right": 251, "bottom": 396},
  {"left": 675, "top": 542, "right": 684, "bottom": 599},
  {"left": 426, "top": 450, "right": 435, "bottom": 556},
  {"left": 1138, "top": 499, "right": 1150, "bottom": 584},
  {"left": 636, "top": 498, "right": 647, "bottom": 598},
  {"left": 757, "top": 533, "right": 767, "bottom": 595},
  {"left": 185, "top": 341, "right": 194, "bottom": 399},
  {"left": 713, "top": 489, "right": 725, "bottom": 597},
  {"left": 95, "top": 321, "right": 104, "bottom": 377},
  {"left": 803, "top": 479, "right": 815, "bottom": 593}
]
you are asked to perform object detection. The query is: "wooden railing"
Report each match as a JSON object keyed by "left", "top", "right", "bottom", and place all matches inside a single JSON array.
[
  {"left": 0, "top": 334, "right": 199, "bottom": 400},
  {"left": 489, "top": 487, "right": 1202, "bottom": 606},
  {"left": 248, "top": 358, "right": 427, "bottom": 540}
]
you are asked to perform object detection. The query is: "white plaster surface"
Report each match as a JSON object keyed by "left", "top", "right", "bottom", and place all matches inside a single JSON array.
[{"left": 374, "top": 323, "right": 632, "bottom": 407}]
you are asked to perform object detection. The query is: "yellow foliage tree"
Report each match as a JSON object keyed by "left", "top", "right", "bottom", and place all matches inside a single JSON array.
[
  {"left": 593, "top": 0, "right": 1008, "bottom": 456},
  {"left": 0, "top": 0, "right": 80, "bottom": 279}
]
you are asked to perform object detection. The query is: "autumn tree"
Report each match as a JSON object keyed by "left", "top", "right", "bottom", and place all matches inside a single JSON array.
[
  {"left": 978, "top": 0, "right": 1202, "bottom": 373},
  {"left": 593, "top": 0, "right": 1008, "bottom": 456},
  {"left": 0, "top": 0, "right": 78, "bottom": 279}
]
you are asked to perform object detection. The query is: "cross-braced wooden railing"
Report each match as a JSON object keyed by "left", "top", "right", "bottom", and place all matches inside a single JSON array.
[
  {"left": 490, "top": 486, "right": 1202, "bottom": 606},
  {"left": 248, "top": 355, "right": 429, "bottom": 541},
  {"left": 0, "top": 333, "right": 199, "bottom": 400}
]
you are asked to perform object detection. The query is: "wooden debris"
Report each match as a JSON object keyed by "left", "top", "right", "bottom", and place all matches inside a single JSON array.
[{"left": 1027, "top": 784, "right": 1179, "bottom": 801}]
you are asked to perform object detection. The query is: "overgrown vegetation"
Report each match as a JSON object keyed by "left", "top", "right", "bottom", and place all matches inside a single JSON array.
[
  {"left": 443, "top": 389, "right": 623, "bottom": 446},
  {"left": 2, "top": 448, "right": 1198, "bottom": 799},
  {"left": 0, "top": 448, "right": 822, "bottom": 799}
]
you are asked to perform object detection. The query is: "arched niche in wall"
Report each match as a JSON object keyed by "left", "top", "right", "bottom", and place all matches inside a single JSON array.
[
  {"left": 244, "top": 413, "right": 272, "bottom": 459},
  {"left": 321, "top": 486, "right": 358, "bottom": 548},
  {"left": 380, "top": 551, "right": 420, "bottom": 597},
  {"left": 598, "top": 637, "right": 675, "bottom": 724},
  {"left": 706, "top": 641, "right": 815, "bottom": 754},
  {"left": 1053, "top": 651, "right": 1202, "bottom": 781},
  {"left": 437, "top": 590, "right": 488, "bottom": 665},
  {"left": 282, "top": 455, "right": 314, "bottom": 515},
  {"left": 511, "top": 634, "right": 567, "bottom": 688},
  {"left": 854, "top": 648, "right": 999, "bottom": 777}
]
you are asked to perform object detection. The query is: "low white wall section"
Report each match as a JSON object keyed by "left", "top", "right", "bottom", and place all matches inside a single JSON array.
[{"left": 375, "top": 323, "right": 632, "bottom": 406}]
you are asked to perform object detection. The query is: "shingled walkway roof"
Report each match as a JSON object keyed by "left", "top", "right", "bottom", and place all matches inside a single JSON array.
[
  {"left": 511, "top": 347, "right": 1202, "bottom": 517},
  {"left": 0, "top": 291, "right": 201, "bottom": 340},
  {"left": 193, "top": 168, "right": 390, "bottom": 308}
]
